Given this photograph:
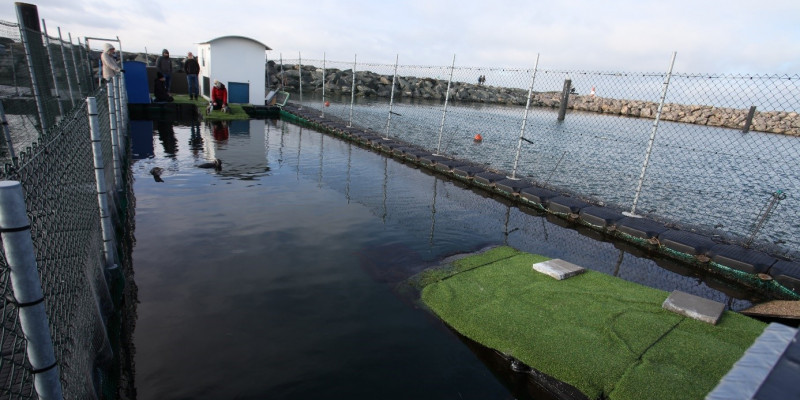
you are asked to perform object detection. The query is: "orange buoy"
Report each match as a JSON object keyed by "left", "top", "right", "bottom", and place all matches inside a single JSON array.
[
  {"left": 324, "top": 101, "right": 330, "bottom": 107},
  {"left": 474, "top": 134, "right": 483, "bottom": 142}
]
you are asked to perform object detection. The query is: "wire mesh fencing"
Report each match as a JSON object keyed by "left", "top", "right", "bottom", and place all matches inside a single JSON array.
[
  {"left": 1, "top": 19, "right": 96, "bottom": 165},
  {"left": 1, "top": 12, "right": 132, "bottom": 400},
  {"left": 276, "top": 56, "right": 800, "bottom": 261}
]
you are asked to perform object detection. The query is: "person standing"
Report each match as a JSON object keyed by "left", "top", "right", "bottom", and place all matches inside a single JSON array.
[
  {"left": 101, "top": 43, "right": 121, "bottom": 82},
  {"left": 156, "top": 49, "right": 173, "bottom": 93},
  {"left": 184, "top": 52, "right": 200, "bottom": 100}
]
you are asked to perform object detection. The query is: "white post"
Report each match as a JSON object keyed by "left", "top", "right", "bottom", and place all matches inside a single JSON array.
[
  {"left": 298, "top": 52, "right": 303, "bottom": 110},
  {"left": 0, "top": 181, "right": 64, "bottom": 400},
  {"left": 434, "top": 54, "right": 456, "bottom": 155},
  {"left": 320, "top": 52, "right": 326, "bottom": 117},
  {"left": 511, "top": 54, "right": 540, "bottom": 179},
  {"left": 383, "top": 54, "right": 399, "bottom": 140},
  {"left": 106, "top": 81, "right": 122, "bottom": 192},
  {"left": 67, "top": 33, "right": 84, "bottom": 96},
  {"left": 348, "top": 54, "right": 357, "bottom": 127},
  {"left": 87, "top": 97, "right": 118, "bottom": 268},
  {"left": 627, "top": 52, "right": 677, "bottom": 217}
]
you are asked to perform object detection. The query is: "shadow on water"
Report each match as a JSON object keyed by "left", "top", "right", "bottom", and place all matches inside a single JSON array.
[{"left": 128, "top": 117, "right": 771, "bottom": 400}]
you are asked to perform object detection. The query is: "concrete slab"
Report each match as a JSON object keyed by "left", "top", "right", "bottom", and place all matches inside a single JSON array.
[
  {"left": 662, "top": 290, "right": 725, "bottom": 324},
  {"left": 532, "top": 259, "right": 586, "bottom": 280}
]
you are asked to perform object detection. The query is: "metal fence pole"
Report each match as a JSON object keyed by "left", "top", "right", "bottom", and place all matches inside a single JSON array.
[
  {"left": 16, "top": 17, "right": 48, "bottom": 133},
  {"left": 320, "top": 52, "right": 326, "bottom": 117},
  {"left": 106, "top": 81, "right": 122, "bottom": 192},
  {"left": 86, "top": 97, "right": 118, "bottom": 268},
  {"left": 0, "top": 181, "right": 64, "bottom": 400},
  {"left": 113, "top": 75, "right": 124, "bottom": 138},
  {"left": 118, "top": 71, "right": 128, "bottom": 133},
  {"left": 434, "top": 54, "right": 456, "bottom": 155},
  {"left": 627, "top": 51, "right": 677, "bottom": 217},
  {"left": 56, "top": 27, "right": 75, "bottom": 108},
  {"left": 383, "top": 54, "right": 399, "bottom": 140},
  {"left": 510, "top": 54, "right": 540, "bottom": 180},
  {"left": 0, "top": 101, "right": 18, "bottom": 167},
  {"left": 348, "top": 54, "right": 356, "bottom": 128},
  {"left": 67, "top": 32, "right": 84, "bottom": 97},
  {"left": 40, "top": 20, "right": 64, "bottom": 118},
  {"left": 557, "top": 78, "right": 571, "bottom": 121},
  {"left": 298, "top": 52, "right": 303, "bottom": 110}
]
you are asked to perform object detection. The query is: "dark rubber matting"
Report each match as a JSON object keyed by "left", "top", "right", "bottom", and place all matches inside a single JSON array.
[
  {"left": 657, "top": 230, "right": 718, "bottom": 256},
  {"left": 474, "top": 172, "right": 507, "bottom": 186},
  {"left": 579, "top": 206, "right": 624, "bottom": 228},
  {"left": 520, "top": 187, "right": 559, "bottom": 206},
  {"left": 547, "top": 196, "right": 591, "bottom": 215},
  {"left": 708, "top": 244, "right": 776, "bottom": 274},
  {"left": 769, "top": 260, "right": 800, "bottom": 292},
  {"left": 616, "top": 217, "right": 668, "bottom": 239},
  {"left": 495, "top": 178, "right": 532, "bottom": 194}
]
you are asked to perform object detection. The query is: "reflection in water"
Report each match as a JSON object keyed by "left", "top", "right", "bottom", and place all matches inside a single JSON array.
[
  {"left": 210, "top": 120, "right": 229, "bottom": 141},
  {"left": 130, "top": 118, "right": 765, "bottom": 399},
  {"left": 156, "top": 121, "right": 177, "bottom": 155}
]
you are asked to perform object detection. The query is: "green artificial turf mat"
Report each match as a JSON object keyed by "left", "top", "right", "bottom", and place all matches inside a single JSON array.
[{"left": 420, "top": 246, "right": 767, "bottom": 400}]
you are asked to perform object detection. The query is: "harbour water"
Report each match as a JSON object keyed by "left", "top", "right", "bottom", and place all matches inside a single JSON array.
[{"left": 130, "top": 118, "right": 761, "bottom": 399}]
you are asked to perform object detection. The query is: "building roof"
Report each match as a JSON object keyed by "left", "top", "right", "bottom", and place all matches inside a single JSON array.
[{"left": 198, "top": 35, "right": 271, "bottom": 50}]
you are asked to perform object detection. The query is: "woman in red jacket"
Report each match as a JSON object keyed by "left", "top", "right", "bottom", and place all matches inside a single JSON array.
[{"left": 207, "top": 80, "right": 229, "bottom": 114}]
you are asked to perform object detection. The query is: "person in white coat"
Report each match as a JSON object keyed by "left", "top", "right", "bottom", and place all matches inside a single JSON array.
[{"left": 101, "top": 43, "right": 121, "bottom": 82}]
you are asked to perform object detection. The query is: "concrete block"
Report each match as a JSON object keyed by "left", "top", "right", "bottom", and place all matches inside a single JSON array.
[
  {"left": 662, "top": 290, "right": 725, "bottom": 324},
  {"left": 532, "top": 259, "right": 586, "bottom": 280}
]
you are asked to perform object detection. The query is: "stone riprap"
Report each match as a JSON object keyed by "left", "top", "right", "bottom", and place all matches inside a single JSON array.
[{"left": 272, "top": 63, "right": 800, "bottom": 136}]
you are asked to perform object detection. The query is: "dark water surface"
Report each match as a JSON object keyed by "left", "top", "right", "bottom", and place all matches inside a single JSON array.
[{"left": 130, "top": 118, "right": 757, "bottom": 399}]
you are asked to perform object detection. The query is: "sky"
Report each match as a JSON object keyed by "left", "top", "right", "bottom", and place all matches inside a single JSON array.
[{"left": 1, "top": 0, "right": 799, "bottom": 74}]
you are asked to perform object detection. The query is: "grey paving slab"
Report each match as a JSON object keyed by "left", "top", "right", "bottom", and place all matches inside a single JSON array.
[
  {"left": 532, "top": 259, "right": 586, "bottom": 280},
  {"left": 662, "top": 290, "right": 725, "bottom": 324}
]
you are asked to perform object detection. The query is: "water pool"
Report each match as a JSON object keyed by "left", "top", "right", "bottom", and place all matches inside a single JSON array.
[{"left": 129, "top": 118, "right": 757, "bottom": 399}]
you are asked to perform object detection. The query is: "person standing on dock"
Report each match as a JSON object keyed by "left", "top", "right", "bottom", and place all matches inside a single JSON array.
[
  {"left": 101, "top": 43, "right": 121, "bottom": 82},
  {"left": 156, "top": 49, "right": 173, "bottom": 93},
  {"left": 184, "top": 52, "right": 200, "bottom": 100}
]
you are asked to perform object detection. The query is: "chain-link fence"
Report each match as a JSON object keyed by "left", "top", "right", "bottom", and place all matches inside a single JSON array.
[
  {"left": 1, "top": 10, "right": 133, "bottom": 400},
  {"left": 274, "top": 56, "right": 800, "bottom": 261},
  {"left": 1, "top": 18, "right": 96, "bottom": 165}
]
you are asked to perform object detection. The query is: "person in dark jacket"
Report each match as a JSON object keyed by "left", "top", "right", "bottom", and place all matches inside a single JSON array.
[
  {"left": 156, "top": 49, "right": 173, "bottom": 92},
  {"left": 154, "top": 72, "right": 173, "bottom": 102},
  {"left": 184, "top": 52, "right": 200, "bottom": 100}
]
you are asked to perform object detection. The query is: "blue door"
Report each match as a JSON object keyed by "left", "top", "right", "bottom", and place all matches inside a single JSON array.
[
  {"left": 123, "top": 61, "right": 151, "bottom": 104},
  {"left": 228, "top": 82, "right": 249, "bottom": 104}
]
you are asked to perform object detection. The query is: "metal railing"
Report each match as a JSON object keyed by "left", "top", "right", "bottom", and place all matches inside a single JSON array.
[
  {"left": 1, "top": 7, "right": 134, "bottom": 400},
  {"left": 273, "top": 54, "right": 800, "bottom": 261}
]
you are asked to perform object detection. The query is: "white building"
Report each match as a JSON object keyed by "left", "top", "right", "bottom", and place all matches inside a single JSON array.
[{"left": 197, "top": 36, "right": 271, "bottom": 105}]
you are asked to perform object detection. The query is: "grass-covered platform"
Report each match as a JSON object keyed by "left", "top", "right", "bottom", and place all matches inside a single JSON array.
[
  {"left": 128, "top": 95, "right": 278, "bottom": 120},
  {"left": 415, "top": 246, "right": 767, "bottom": 400}
]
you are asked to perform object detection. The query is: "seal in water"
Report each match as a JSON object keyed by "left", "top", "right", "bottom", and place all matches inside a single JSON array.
[
  {"left": 197, "top": 158, "right": 222, "bottom": 171},
  {"left": 150, "top": 167, "right": 164, "bottom": 182}
]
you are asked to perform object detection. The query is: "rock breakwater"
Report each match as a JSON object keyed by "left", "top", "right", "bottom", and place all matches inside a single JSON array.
[{"left": 270, "top": 63, "right": 799, "bottom": 136}]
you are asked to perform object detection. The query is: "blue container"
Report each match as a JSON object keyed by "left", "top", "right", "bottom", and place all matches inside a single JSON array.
[{"left": 124, "top": 61, "right": 151, "bottom": 104}]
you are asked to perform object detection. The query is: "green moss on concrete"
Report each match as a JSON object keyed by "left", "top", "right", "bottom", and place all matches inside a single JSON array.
[{"left": 419, "top": 246, "right": 766, "bottom": 400}]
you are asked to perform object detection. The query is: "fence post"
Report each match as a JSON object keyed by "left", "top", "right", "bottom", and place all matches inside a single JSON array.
[
  {"left": 113, "top": 75, "right": 124, "bottom": 139},
  {"left": 742, "top": 106, "right": 757, "bottom": 133},
  {"left": 298, "top": 52, "right": 303, "bottom": 110},
  {"left": 87, "top": 97, "right": 118, "bottom": 269},
  {"left": 348, "top": 54, "right": 357, "bottom": 128},
  {"left": 56, "top": 27, "right": 76, "bottom": 109},
  {"left": 510, "top": 54, "right": 540, "bottom": 180},
  {"left": 383, "top": 54, "right": 399, "bottom": 140},
  {"left": 117, "top": 72, "right": 128, "bottom": 134},
  {"left": 40, "top": 20, "right": 64, "bottom": 118},
  {"left": 627, "top": 52, "right": 677, "bottom": 217},
  {"left": 106, "top": 81, "right": 122, "bottom": 192},
  {"left": 16, "top": 4, "right": 49, "bottom": 134},
  {"left": 557, "top": 78, "right": 571, "bottom": 121},
  {"left": 320, "top": 52, "right": 326, "bottom": 118},
  {"left": 67, "top": 33, "right": 84, "bottom": 97},
  {"left": 0, "top": 181, "right": 64, "bottom": 400},
  {"left": 435, "top": 54, "right": 456, "bottom": 155},
  {"left": 0, "top": 101, "right": 18, "bottom": 167}
]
